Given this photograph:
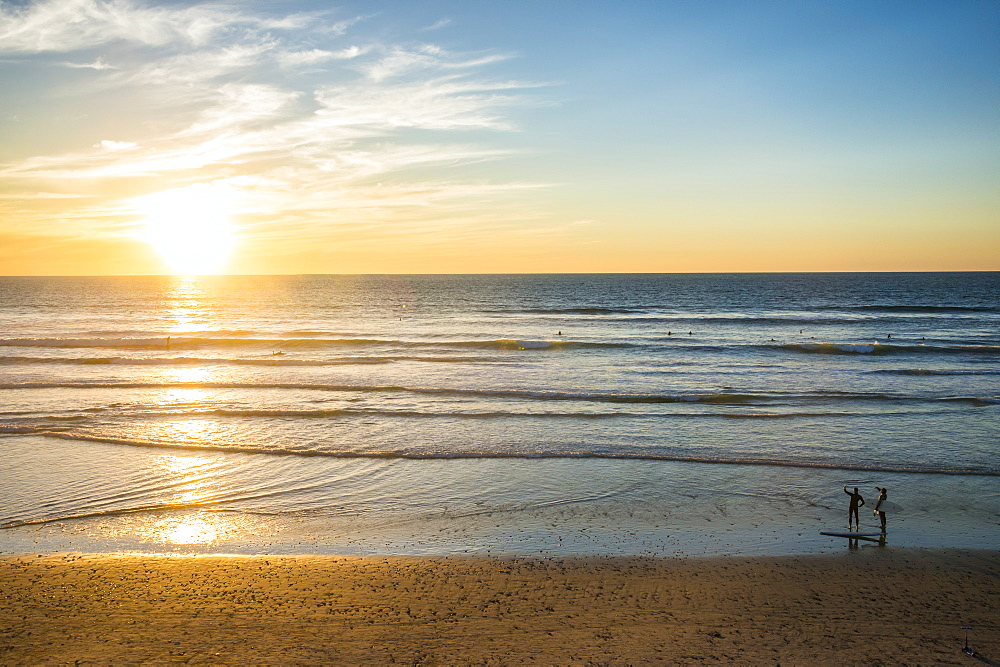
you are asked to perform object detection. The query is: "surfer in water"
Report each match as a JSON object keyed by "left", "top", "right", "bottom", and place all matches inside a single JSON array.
[
  {"left": 843, "top": 486, "right": 865, "bottom": 530},
  {"left": 873, "top": 487, "right": 888, "bottom": 534}
]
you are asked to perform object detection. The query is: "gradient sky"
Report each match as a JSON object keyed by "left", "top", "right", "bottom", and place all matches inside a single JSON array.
[{"left": 1, "top": 0, "right": 997, "bottom": 275}]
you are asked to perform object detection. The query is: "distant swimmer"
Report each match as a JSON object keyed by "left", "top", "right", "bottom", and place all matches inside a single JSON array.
[
  {"left": 887, "top": 334, "right": 892, "bottom": 339},
  {"left": 844, "top": 486, "right": 865, "bottom": 530},
  {"left": 166, "top": 336, "right": 170, "bottom": 348},
  {"left": 557, "top": 331, "right": 562, "bottom": 336},
  {"left": 873, "top": 486, "right": 888, "bottom": 533},
  {"left": 667, "top": 331, "right": 672, "bottom": 336}
]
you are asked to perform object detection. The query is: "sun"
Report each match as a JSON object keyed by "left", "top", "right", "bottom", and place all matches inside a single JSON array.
[{"left": 137, "top": 183, "right": 237, "bottom": 275}]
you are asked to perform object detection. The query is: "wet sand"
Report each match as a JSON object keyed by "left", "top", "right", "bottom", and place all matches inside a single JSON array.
[{"left": 2, "top": 549, "right": 997, "bottom": 664}]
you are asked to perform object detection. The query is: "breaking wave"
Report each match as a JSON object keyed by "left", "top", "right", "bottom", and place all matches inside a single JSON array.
[
  {"left": 2, "top": 428, "right": 996, "bottom": 479},
  {"left": 0, "top": 336, "right": 625, "bottom": 351},
  {"left": 814, "top": 304, "right": 999, "bottom": 314},
  {"left": 868, "top": 368, "right": 1000, "bottom": 376},
  {"left": 3, "top": 408, "right": 863, "bottom": 424},
  {"left": 781, "top": 342, "right": 1000, "bottom": 356},
  {"left": 1, "top": 381, "right": 996, "bottom": 406},
  {"left": 0, "top": 354, "right": 512, "bottom": 367}
]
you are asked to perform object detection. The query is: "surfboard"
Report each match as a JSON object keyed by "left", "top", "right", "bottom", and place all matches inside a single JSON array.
[
  {"left": 873, "top": 500, "right": 902, "bottom": 512},
  {"left": 820, "top": 530, "right": 884, "bottom": 538},
  {"left": 514, "top": 340, "right": 554, "bottom": 349}
]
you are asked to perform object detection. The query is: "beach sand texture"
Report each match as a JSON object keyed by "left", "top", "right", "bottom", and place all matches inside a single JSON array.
[{"left": 2, "top": 549, "right": 997, "bottom": 664}]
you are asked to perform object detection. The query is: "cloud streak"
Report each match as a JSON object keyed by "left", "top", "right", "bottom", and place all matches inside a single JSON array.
[
  {"left": 0, "top": 0, "right": 549, "bottom": 264},
  {"left": 0, "top": 0, "right": 238, "bottom": 52}
]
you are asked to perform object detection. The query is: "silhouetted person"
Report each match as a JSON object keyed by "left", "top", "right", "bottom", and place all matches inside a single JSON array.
[
  {"left": 843, "top": 485, "right": 865, "bottom": 530},
  {"left": 873, "top": 486, "right": 888, "bottom": 534}
]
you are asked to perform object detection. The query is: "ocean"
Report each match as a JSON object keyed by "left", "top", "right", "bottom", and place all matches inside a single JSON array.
[{"left": 1, "top": 273, "right": 998, "bottom": 556}]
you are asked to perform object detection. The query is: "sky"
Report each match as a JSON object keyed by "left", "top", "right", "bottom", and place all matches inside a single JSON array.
[{"left": 0, "top": 0, "right": 997, "bottom": 275}]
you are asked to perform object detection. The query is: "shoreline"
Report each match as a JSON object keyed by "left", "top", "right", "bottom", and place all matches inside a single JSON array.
[
  {"left": 4, "top": 451, "right": 998, "bottom": 560},
  {"left": 3, "top": 548, "right": 998, "bottom": 664}
]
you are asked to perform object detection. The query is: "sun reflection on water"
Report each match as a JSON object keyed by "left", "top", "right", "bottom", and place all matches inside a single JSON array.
[
  {"left": 166, "top": 277, "right": 209, "bottom": 333},
  {"left": 141, "top": 454, "right": 229, "bottom": 546},
  {"left": 161, "top": 515, "right": 220, "bottom": 544},
  {"left": 131, "top": 278, "right": 253, "bottom": 549},
  {"left": 159, "top": 418, "right": 214, "bottom": 444},
  {"left": 163, "top": 382, "right": 207, "bottom": 399},
  {"left": 158, "top": 453, "right": 219, "bottom": 504}
]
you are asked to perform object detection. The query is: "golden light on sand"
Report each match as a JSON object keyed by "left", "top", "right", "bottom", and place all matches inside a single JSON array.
[{"left": 137, "top": 184, "right": 236, "bottom": 275}]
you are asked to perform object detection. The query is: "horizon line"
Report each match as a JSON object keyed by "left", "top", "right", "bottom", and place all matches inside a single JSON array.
[{"left": 2, "top": 270, "right": 999, "bottom": 278}]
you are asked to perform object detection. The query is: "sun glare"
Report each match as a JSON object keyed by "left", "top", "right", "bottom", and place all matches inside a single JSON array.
[{"left": 137, "top": 184, "right": 237, "bottom": 275}]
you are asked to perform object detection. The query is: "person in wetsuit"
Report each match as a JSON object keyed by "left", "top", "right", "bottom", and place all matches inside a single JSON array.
[
  {"left": 843, "top": 486, "right": 865, "bottom": 530},
  {"left": 873, "top": 486, "right": 888, "bottom": 534}
]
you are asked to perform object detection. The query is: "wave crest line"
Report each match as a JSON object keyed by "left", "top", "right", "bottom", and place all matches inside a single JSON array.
[{"left": 18, "top": 430, "right": 1000, "bottom": 478}]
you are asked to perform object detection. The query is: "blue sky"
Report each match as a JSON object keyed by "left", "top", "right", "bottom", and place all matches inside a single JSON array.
[{"left": 0, "top": 0, "right": 997, "bottom": 274}]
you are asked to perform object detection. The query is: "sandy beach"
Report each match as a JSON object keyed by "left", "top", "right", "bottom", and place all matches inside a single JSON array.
[{"left": 1, "top": 548, "right": 997, "bottom": 664}]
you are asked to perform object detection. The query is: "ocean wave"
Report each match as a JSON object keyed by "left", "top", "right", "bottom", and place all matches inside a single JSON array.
[
  {"left": 628, "top": 315, "right": 870, "bottom": 325},
  {"left": 0, "top": 500, "right": 223, "bottom": 530},
  {"left": 504, "top": 304, "right": 1000, "bottom": 316},
  {"left": 6, "top": 336, "right": 994, "bottom": 358},
  {"left": 487, "top": 310, "right": 881, "bottom": 325},
  {"left": 2, "top": 381, "right": 995, "bottom": 406},
  {"left": 0, "top": 383, "right": 782, "bottom": 405},
  {"left": 0, "top": 336, "right": 625, "bottom": 351},
  {"left": 781, "top": 342, "right": 1000, "bottom": 356},
  {"left": 0, "top": 336, "right": 413, "bottom": 350},
  {"left": 485, "top": 304, "right": 1000, "bottom": 321},
  {"left": 487, "top": 307, "right": 647, "bottom": 315},
  {"left": 81, "top": 329, "right": 259, "bottom": 338},
  {"left": 5, "top": 428, "right": 997, "bottom": 479},
  {"left": 813, "top": 304, "right": 1000, "bottom": 314},
  {"left": 868, "top": 368, "right": 1000, "bottom": 376},
  {"left": 0, "top": 355, "right": 394, "bottom": 367},
  {"left": 0, "top": 423, "right": 40, "bottom": 434},
  {"left": 783, "top": 342, "right": 885, "bottom": 355},
  {"left": 4, "top": 409, "right": 862, "bottom": 424},
  {"left": 0, "top": 354, "right": 508, "bottom": 367}
]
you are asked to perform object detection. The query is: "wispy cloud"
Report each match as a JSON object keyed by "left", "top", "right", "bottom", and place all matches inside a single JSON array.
[
  {"left": 313, "top": 75, "right": 527, "bottom": 131},
  {"left": 361, "top": 45, "right": 510, "bottom": 83},
  {"left": 422, "top": 18, "right": 453, "bottom": 32},
  {"left": 96, "top": 140, "right": 138, "bottom": 151},
  {"left": 0, "top": 0, "right": 551, "bottom": 255},
  {"left": 276, "top": 46, "right": 365, "bottom": 68},
  {"left": 0, "top": 0, "right": 237, "bottom": 52},
  {"left": 63, "top": 56, "right": 115, "bottom": 69}
]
